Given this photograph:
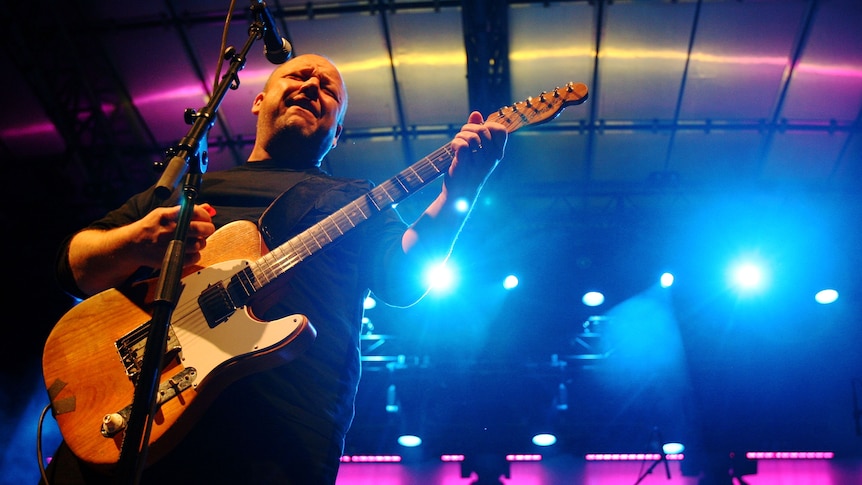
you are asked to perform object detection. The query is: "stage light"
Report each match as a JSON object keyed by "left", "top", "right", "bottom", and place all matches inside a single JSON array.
[
  {"left": 363, "top": 296, "right": 377, "bottom": 309},
  {"left": 454, "top": 197, "right": 470, "bottom": 213},
  {"left": 397, "top": 434, "right": 422, "bottom": 447},
  {"left": 503, "top": 274, "right": 519, "bottom": 290},
  {"left": 507, "top": 454, "right": 542, "bottom": 462},
  {"left": 662, "top": 442, "right": 685, "bottom": 455},
  {"left": 585, "top": 453, "right": 683, "bottom": 461},
  {"left": 745, "top": 451, "right": 834, "bottom": 460},
  {"left": 425, "top": 261, "right": 455, "bottom": 292},
  {"left": 660, "top": 272, "right": 674, "bottom": 288},
  {"left": 729, "top": 260, "right": 768, "bottom": 294},
  {"left": 733, "top": 263, "right": 762, "bottom": 287},
  {"left": 582, "top": 291, "right": 605, "bottom": 307},
  {"left": 814, "top": 288, "right": 838, "bottom": 304},
  {"left": 341, "top": 454, "right": 402, "bottom": 463},
  {"left": 531, "top": 433, "right": 557, "bottom": 447}
]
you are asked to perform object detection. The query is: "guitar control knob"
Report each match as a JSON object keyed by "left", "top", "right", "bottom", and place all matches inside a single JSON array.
[{"left": 101, "top": 413, "right": 126, "bottom": 437}]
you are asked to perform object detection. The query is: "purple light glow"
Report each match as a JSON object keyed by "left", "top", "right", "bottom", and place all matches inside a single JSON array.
[{"left": 746, "top": 451, "right": 835, "bottom": 460}]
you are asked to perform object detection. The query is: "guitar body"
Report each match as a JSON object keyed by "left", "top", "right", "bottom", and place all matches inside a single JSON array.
[{"left": 42, "top": 221, "right": 316, "bottom": 470}]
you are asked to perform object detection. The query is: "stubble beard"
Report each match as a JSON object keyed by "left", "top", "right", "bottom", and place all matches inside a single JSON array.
[{"left": 265, "top": 112, "right": 331, "bottom": 166}]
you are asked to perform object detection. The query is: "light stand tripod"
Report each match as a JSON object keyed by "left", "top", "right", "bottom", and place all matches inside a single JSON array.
[
  {"left": 633, "top": 427, "right": 674, "bottom": 484},
  {"left": 633, "top": 452, "right": 671, "bottom": 484}
]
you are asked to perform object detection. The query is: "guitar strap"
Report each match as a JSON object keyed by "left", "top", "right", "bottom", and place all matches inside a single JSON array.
[{"left": 258, "top": 173, "right": 363, "bottom": 249}]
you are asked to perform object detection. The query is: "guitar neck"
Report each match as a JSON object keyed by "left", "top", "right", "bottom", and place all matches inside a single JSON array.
[{"left": 239, "top": 82, "right": 589, "bottom": 298}]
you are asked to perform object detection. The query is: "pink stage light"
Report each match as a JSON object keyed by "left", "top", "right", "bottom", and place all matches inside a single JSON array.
[
  {"left": 506, "top": 454, "right": 542, "bottom": 462},
  {"left": 585, "top": 453, "right": 684, "bottom": 461},
  {"left": 340, "top": 455, "right": 402, "bottom": 463},
  {"left": 440, "top": 455, "right": 465, "bottom": 462},
  {"left": 746, "top": 451, "right": 835, "bottom": 460}
]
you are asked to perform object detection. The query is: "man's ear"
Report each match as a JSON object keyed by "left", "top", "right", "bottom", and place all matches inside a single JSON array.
[
  {"left": 251, "top": 92, "right": 265, "bottom": 115},
  {"left": 331, "top": 124, "right": 343, "bottom": 149}
]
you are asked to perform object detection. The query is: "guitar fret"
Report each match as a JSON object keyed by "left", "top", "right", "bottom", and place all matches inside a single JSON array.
[
  {"left": 297, "top": 233, "right": 314, "bottom": 255},
  {"left": 427, "top": 155, "right": 444, "bottom": 175},
  {"left": 393, "top": 174, "right": 409, "bottom": 194},
  {"left": 286, "top": 240, "right": 305, "bottom": 262},
  {"left": 337, "top": 208, "right": 358, "bottom": 229},
  {"left": 307, "top": 229, "right": 325, "bottom": 249},
  {"left": 407, "top": 165, "right": 425, "bottom": 185},
  {"left": 341, "top": 201, "right": 368, "bottom": 222},
  {"left": 366, "top": 191, "right": 382, "bottom": 212},
  {"left": 266, "top": 245, "right": 296, "bottom": 277},
  {"left": 417, "top": 164, "right": 437, "bottom": 181},
  {"left": 401, "top": 170, "right": 419, "bottom": 188},
  {"left": 347, "top": 201, "right": 368, "bottom": 222},
  {"left": 378, "top": 185, "right": 396, "bottom": 204},
  {"left": 320, "top": 227, "right": 334, "bottom": 243},
  {"left": 254, "top": 258, "right": 274, "bottom": 287},
  {"left": 328, "top": 217, "right": 346, "bottom": 236},
  {"left": 235, "top": 266, "right": 257, "bottom": 293},
  {"left": 386, "top": 179, "right": 406, "bottom": 200},
  {"left": 435, "top": 146, "right": 455, "bottom": 169}
]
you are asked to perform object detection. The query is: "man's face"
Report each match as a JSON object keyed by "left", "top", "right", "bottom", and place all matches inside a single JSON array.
[{"left": 252, "top": 54, "right": 348, "bottom": 164}]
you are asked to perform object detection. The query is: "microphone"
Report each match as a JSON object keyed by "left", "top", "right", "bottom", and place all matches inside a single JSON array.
[{"left": 251, "top": 0, "right": 292, "bottom": 64}]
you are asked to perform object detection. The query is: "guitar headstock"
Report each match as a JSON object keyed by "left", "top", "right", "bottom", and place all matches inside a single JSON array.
[{"left": 489, "top": 82, "right": 589, "bottom": 133}]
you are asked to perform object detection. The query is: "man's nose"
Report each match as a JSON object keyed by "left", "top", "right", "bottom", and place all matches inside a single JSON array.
[{"left": 299, "top": 77, "right": 320, "bottom": 95}]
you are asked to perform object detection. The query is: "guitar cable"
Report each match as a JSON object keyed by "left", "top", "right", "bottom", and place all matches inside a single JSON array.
[{"left": 36, "top": 403, "right": 52, "bottom": 485}]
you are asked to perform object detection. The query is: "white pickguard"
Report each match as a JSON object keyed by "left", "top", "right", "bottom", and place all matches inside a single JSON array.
[{"left": 169, "top": 259, "right": 306, "bottom": 388}]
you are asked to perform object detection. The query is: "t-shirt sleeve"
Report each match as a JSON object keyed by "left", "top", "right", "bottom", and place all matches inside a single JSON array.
[
  {"left": 361, "top": 206, "right": 431, "bottom": 307},
  {"left": 53, "top": 186, "right": 174, "bottom": 298}
]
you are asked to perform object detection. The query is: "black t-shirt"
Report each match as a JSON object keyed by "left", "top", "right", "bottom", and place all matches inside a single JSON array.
[{"left": 52, "top": 162, "right": 416, "bottom": 483}]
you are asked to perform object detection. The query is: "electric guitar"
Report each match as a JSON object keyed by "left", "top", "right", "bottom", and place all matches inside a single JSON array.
[{"left": 42, "top": 82, "right": 589, "bottom": 470}]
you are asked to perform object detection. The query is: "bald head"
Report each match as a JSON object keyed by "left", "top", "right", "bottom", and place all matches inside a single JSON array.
[{"left": 248, "top": 54, "right": 349, "bottom": 166}]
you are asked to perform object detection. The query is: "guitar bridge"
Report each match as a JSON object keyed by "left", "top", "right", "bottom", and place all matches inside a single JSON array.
[{"left": 100, "top": 367, "right": 197, "bottom": 438}]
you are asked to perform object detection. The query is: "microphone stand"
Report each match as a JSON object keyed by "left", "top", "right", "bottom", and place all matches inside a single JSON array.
[{"left": 115, "top": 13, "right": 270, "bottom": 485}]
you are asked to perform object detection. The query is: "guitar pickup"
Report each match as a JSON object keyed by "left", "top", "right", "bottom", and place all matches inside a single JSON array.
[{"left": 198, "top": 281, "right": 237, "bottom": 328}]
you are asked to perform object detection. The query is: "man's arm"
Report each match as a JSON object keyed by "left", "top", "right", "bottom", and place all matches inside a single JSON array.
[
  {"left": 67, "top": 204, "right": 216, "bottom": 296},
  {"left": 402, "top": 111, "right": 507, "bottom": 261}
]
